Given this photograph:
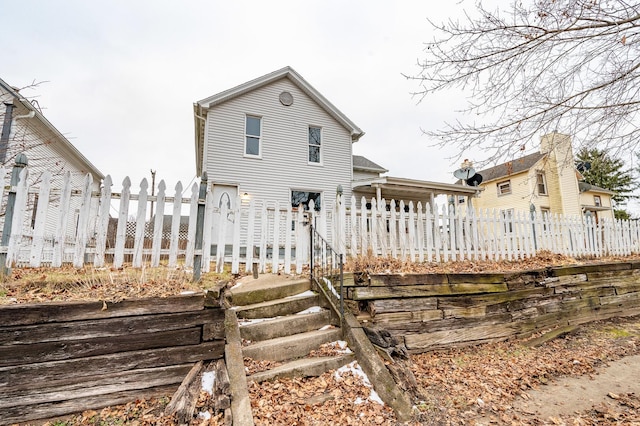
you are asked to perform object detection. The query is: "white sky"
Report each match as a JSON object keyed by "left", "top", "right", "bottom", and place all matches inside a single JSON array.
[{"left": 2, "top": 0, "right": 504, "bottom": 193}]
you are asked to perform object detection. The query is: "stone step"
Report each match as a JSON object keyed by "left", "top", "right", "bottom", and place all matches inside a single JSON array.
[
  {"left": 242, "top": 328, "right": 342, "bottom": 363},
  {"left": 227, "top": 276, "right": 311, "bottom": 306},
  {"left": 239, "top": 309, "right": 335, "bottom": 342},
  {"left": 248, "top": 353, "right": 356, "bottom": 383},
  {"left": 234, "top": 293, "right": 319, "bottom": 319}
]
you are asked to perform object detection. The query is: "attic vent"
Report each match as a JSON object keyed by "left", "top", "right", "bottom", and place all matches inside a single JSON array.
[{"left": 279, "top": 91, "right": 293, "bottom": 106}]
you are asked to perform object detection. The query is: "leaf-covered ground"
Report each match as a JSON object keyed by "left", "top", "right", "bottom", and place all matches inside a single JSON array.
[
  {"left": 27, "top": 312, "right": 640, "bottom": 426},
  {"left": 7, "top": 253, "right": 640, "bottom": 425}
]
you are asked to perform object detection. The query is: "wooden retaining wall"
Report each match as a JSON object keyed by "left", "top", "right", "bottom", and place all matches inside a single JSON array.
[
  {"left": 347, "top": 262, "right": 640, "bottom": 353},
  {"left": 0, "top": 292, "right": 225, "bottom": 425}
]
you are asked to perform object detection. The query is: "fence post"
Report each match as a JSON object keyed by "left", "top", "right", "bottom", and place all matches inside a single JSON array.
[
  {"left": 529, "top": 203, "right": 537, "bottom": 251},
  {"left": 0, "top": 153, "right": 27, "bottom": 277},
  {"left": 309, "top": 222, "right": 313, "bottom": 279},
  {"left": 192, "top": 172, "right": 208, "bottom": 282}
]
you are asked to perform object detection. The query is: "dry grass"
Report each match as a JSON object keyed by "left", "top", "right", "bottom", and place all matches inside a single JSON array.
[
  {"left": 3, "top": 250, "right": 640, "bottom": 305},
  {"left": 0, "top": 264, "right": 242, "bottom": 305},
  {"left": 345, "top": 249, "right": 640, "bottom": 274}
]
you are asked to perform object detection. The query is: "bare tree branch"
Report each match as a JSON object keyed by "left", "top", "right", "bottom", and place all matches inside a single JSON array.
[{"left": 408, "top": 0, "right": 640, "bottom": 167}]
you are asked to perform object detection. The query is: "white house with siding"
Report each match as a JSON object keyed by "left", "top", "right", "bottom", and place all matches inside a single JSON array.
[
  {"left": 0, "top": 78, "right": 104, "bottom": 238},
  {"left": 194, "top": 66, "right": 364, "bottom": 216},
  {"left": 193, "top": 67, "right": 476, "bottom": 246}
]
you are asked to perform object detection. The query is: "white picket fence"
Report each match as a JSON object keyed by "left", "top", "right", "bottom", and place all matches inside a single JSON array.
[
  {"left": 1, "top": 166, "right": 639, "bottom": 274},
  {"left": 0, "top": 168, "right": 320, "bottom": 275},
  {"left": 334, "top": 195, "right": 640, "bottom": 262}
]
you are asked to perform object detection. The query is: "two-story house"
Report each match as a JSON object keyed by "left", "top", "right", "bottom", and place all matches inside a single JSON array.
[
  {"left": 193, "top": 66, "right": 478, "bottom": 222},
  {"left": 194, "top": 66, "right": 365, "bottom": 218},
  {"left": 470, "top": 132, "right": 614, "bottom": 221}
]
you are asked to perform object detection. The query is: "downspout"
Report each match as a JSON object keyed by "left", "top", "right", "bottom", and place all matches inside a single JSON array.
[
  {"left": 4, "top": 109, "right": 35, "bottom": 164},
  {"left": 0, "top": 102, "right": 15, "bottom": 163}
]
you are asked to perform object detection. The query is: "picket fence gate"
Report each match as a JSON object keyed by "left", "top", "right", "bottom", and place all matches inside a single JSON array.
[{"left": 1, "top": 163, "right": 639, "bottom": 275}]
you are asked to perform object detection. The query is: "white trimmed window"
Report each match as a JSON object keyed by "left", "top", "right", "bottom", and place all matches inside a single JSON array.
[
  {"left": 594, "top": 195, "right": 602, "bottom": 207},
  {"left": 245, "top": 115, "right": 261, "bottom": 157},
  {"left": 308, "top": 126, "right": 321, "bottom": 164},
  {"left": 497, "top": 180, "right": 511, "bottom": 196},
  {"left": 536, "top": 172, "right": 548, "bottom": 195}
]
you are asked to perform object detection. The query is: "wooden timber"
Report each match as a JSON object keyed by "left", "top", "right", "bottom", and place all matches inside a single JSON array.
[
  {"left": 352, "top": 263, "right": 640, "bottom": 354},
  {"left": 0, "top": 294, "right": 225, "bottom": 425}
]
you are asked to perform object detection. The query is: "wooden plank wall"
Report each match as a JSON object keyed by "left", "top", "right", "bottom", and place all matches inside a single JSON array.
[
  {"left": 0, "top": 293, "right": 225, "bottom": 425},
  {"left": 348, "top": 262, "right": 640, "bottom": 353}
]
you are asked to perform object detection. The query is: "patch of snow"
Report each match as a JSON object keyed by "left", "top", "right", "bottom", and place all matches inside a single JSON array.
[
  {"left": 322, "top": 277, "right": 340, "bottom": 298},
  {"left": 297, "top": 306, "right": 323, "bottom": 315},
  {"left": 286, "top": 290, "right": 316, "bottom": 298},
  {"left": 198, "top": 411, "right": 212, "bottom": 420},
  {"left": 230, "top": 281, "right": 243, "bottom": 290},
  {"left": 201, "top": 371, "right": 216, "bottom": 395},
  {"left": 180, "top": 290, "right": 196, "bottom": 295},
  {"left": 333, "top": 340, "right": 353, "bottom": 354},
  {"left": 335, "top": 361, "right": 384, "bottom": 406},
  {"left": 354, "top": 397, "right": 365, "bottom": 405},
  {"left": 319, "top": 325, "right": 333, "bottom": 331},
  {"left": 369, "top": 390, "right": 384, "bottom": 405}
]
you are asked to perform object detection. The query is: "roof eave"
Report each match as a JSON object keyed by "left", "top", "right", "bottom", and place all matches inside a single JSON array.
[{"left": 196, "top": 66, "right": 364, "bottom": 141}]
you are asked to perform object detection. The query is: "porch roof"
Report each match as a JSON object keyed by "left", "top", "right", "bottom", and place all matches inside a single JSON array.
[{"left": 352, "top": 176, "right": 480, "bottom": 200}]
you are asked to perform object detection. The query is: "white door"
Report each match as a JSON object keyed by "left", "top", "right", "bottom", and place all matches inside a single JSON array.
[{"left": 211, "top": 185, "right": 238, "bottom": 250}]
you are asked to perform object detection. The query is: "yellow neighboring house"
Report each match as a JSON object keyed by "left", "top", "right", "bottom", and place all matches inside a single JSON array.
[{"left": 471, "top": 132, "right": 615, "bottom": 221}]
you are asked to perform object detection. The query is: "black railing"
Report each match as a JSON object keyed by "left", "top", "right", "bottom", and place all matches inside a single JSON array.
[{"left": 309, "top": 223, "right": 344, "bottom": 319}]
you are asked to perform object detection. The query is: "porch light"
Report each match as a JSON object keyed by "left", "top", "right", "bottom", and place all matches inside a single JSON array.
[
  {"left": 241, "top": 192, "right": 250, "bottom": 201},
  {"left": 336, "top": 185, "right": 343, "bottom": 196}
]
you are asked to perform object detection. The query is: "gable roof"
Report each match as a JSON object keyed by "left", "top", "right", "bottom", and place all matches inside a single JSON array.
[
  {"left": 475, "top": 152, "right": 546, "bottom": 183},
  {"left": 0, "top": 78, "right": 104, "bottom": 181},
  {"left": 353, "top": 155, "right": 388, "bottom": 173},
  {"left": 193, "top": 66, "right": 365, "bottom": 176}
]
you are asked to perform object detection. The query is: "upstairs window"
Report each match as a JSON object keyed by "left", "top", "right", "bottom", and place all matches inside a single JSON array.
[
  {"left": 308, "top": 126, "right": 321, "bottom": 163},
  {"left": 245, "top": 115, "right": 261, "bottom": 157},
  {"left": 536, "top": 172, "right": 548, "bottom": 195},
  {"left": 497, "top": 180, "right": 511, "bottom": 196},
  {"left": 594, "top": 195, "right": 602, "bottom": 207}
]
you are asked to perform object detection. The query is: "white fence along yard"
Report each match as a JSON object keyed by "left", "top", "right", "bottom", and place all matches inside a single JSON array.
[
  {"left": 1, "top": 165, "right": 639, "bottom": 274},
  {"left": 334, "top": 195, "right": 640, "bottom": 262}
]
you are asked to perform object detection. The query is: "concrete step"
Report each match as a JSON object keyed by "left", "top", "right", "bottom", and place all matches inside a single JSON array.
[
  {"left": 234, "top": 293, "right": 319, "bottom": 319},
  {"left": 227, "top": 276, "right": 311, "bottom": 306},
  {"left": 239, "top": 309, "right": 335, "bottom": 342},
  {"left": 242, "top": 328, "right": 342, "bottom": 362},
  {"left": 248, "top": 353, "right": 356, "bottom": 383}
]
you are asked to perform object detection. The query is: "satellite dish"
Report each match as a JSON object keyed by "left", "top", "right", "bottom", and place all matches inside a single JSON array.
[
  {"left": 466, "top": 173, "right": 483, "bottom": 187},
  {"left": 453, "top": 167, "right": 476, "bottom": 180}
]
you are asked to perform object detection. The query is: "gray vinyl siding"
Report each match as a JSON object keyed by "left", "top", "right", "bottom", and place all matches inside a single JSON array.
[
  {"left": 353, "top": 169, "right": 382, "bottom": 181},
  {"left": 204, "top": 78, "right": 354, "bottom": 211}
]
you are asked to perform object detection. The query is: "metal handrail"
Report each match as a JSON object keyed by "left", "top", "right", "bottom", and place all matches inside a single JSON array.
[{"left": 309, "top": 223, "right": 344, "bottom": 319}]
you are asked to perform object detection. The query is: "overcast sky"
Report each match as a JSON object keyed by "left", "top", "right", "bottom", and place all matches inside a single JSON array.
[{"left": 3, "top": 0, "right": 498, "bottom": 193}]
